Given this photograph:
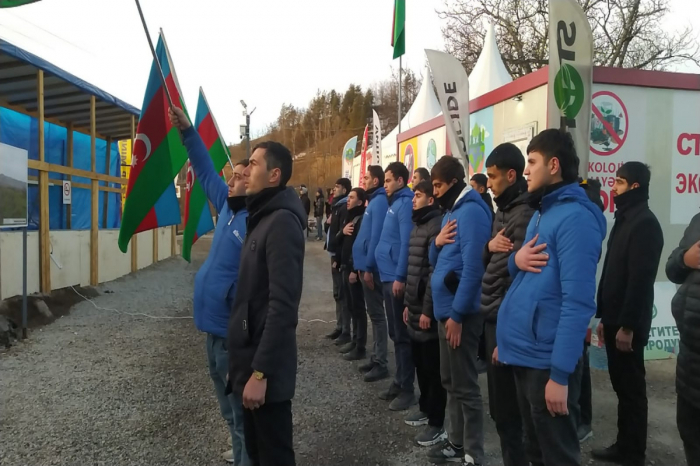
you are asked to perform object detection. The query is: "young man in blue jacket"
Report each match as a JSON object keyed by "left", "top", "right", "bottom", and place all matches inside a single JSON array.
[
  {"left": 169, "top": 107, "right": 250, "bottom": 466},
  {"left": 496, "top": 129, "right": 607, "bottom": 466},
  {"left": 354, "top": 165, "right": 391, "bottom": 383},
  {"left": 427, "top": 156, "right": 492, "bottom": 466},
  {"left": 375, "top": 161, "right": 416, "bottom": 411}
]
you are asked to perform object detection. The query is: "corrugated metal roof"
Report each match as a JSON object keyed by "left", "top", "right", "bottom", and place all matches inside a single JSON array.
[{"left": 0, "top": 38, "right": 140, "bottom": 140}]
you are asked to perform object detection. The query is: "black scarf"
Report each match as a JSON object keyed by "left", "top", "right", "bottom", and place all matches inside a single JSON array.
[
  {"left": 438, "top": 180, "right": 467, "bottom": 211},
  {"left": 494, "top": 178, "right": 528, "bottom": 211},
  {"left": 529, "top": 180, "right": 572, "bottom": 210},
  {"left": 245, "top": 186, "right": 285, "bottom": 217},
  {"left": 227, "top": 195, "right": 247, "bottom": 213},
  {"left": 613, "top": 185, "right": 649, "bottom": 213},
  {"left": 346, "top": 204, "right": 365, "bottom": 220},
  {"left": 412, "top": 204, "right": 438, "bottom": 224},
  {"left": 365, "top": 186, "right": 378, "bottom": 198}
]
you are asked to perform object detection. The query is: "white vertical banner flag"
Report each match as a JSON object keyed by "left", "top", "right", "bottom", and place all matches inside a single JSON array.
[
  {"left": 341, "top": 136, "right": 358, "bottom": 179},
  {"left": 372, "top": 109, "right": 382, "bottom": 166},
  {"left": 425, "top": 49, "right": 470, "bottom": 169},
  {"left": 548, "top": 0, "right": 594, "bottom": 177}
]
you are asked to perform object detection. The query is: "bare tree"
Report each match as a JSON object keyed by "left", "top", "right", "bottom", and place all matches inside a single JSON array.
[{"left": 439, "top": 0, "right": 700, "bottom": 78}]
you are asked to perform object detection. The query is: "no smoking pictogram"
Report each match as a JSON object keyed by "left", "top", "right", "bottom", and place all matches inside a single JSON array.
[{"left": 590, "top": 91, "right": 629, "bottom": 156}]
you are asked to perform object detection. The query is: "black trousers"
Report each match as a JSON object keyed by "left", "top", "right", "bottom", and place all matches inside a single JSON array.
[
  {"left": 243, "top": 400, "right": 295, "bottom": 466},
  {"left": 331, "top": 258, "right": 345, "bottom": 333},
  {"left": 341, "top": 268, "right": 367, "bottom": 349},
  {"left": 604, "top": 325, "right": 647, "bottom": 461},
  {"left": 678, "top": 394, "right": 700, "bottom": 466},
  {"left": 579, "top": 343, "right": 592, "bottom": 426},
  {"left": 513, "top": 362, "right": 582, "bottom": 466},
  {"left": 411, "top": 338, "right": 446, "bottom": 427},
  {"left": 484, "top": 322, "right": 527, "bottom": 466}
]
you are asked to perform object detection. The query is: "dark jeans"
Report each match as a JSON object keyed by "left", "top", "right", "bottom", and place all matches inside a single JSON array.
[
  {"left": 412, "top": 338, "right": 446, "bottom": 427},
  {"left": 678, "top": 394, "right": 700, "bottom": 466},
  {"left": 513, "top": 363, "right": 583, "bottom": 466},
  {"left": 604, "top": 325, "right": 647, "bottom": 461},
  {"left": 438, "top": 314, "right": 484, "bottom": 464},
  {"left": 362, "top": 272, "right": 388, "bottom": 368},
  {"left": 243, "top": 400, "right": 295, "bottom": 466},
  {"left": 484, "top": 322, "right": 526, "bottom": 466},
  {"left": 382, "top": 282, "right": 414, "bottom": 393},
  {"left": 315, "top": 216, "right": 323, "bottom": 239},
  {"left": 341, "top": 268, "right": 367, "bottom": 350},
  {"left": 579, "top": 343, "right": 592, "bottom": 426},
  {"left": 331, "top": 258, "right": 346, "bottom": 334}
]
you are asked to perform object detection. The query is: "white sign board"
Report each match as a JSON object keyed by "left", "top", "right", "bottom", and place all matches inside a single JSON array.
[
  {"left": 0, "top": 143, "right": 28, "bottom": 229},
  {"left": 670, "top": 90, "right": 700, "bottom": 225},
  {"left": 62, "top": 180, "right": 72, "bottom": 205}
]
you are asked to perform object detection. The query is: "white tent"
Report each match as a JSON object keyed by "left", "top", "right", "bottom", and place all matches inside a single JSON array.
[{"left": 468, "top": 23, "right": 512, "bottom": 99}]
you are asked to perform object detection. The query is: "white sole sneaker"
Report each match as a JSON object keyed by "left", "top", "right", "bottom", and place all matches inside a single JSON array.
[
  {"left": 417, "top": 429, "right": 447, "bottom": 447},
  {"left": 404, "top": 417, "right": 429, "bottom": 427}
]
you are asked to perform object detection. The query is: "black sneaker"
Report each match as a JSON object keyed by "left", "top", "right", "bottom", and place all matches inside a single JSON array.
[
  {"left": 389, "top": 392, "right": 416, "bottom": 411},
  {"left": 338, "top": 341, "right": 356, "bottom": 354},
  {"left": 404, "top": 410, "right": 429, "bottom": 427},
  {"left": 363, "top": 365, "right": 389, "bottom": 382},
  {"left": 591, "top": 443, "right": 624, "bottom": 463},
  {"left": 358, "top": 360, "right": 376, "bottom": 373},
  {"left": 378, "top": 382, "right": 401, "bottom": 401},
  {"left": 343, "top": 347, "right": 366, "bottom": 361},
  {"left": 577, "top": 424, "right": 592, "bottom": 443},
  {"left": 325, "top": 328, "right": 341, "bottom": 340},
  {"left": 415, "top": 426, "right": 447, "bottom": 447},
  {"left": 427, "top": 439, "right": 464, "bottom": 463},
  {"left": 334, "top": 334, "right": 351, "bottom": 346}
]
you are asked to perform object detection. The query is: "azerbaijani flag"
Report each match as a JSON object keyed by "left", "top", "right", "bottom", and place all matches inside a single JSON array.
[
  {"left": 181, "top": 88, "right": 232, "bottom": 262},
  {"left": 118, "top": 31, "right": 189, "bottom": 253},
  {"left": 391, "top": 0, "right": 405, "bottom": 59},
  {"left": 0, "top": 0, "right": 41, "bottom": 7}
]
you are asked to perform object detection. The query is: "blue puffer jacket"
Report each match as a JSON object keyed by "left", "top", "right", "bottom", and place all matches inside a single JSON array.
[
  {"left": 496, "top": 183, "right": 607, "bottom": 385},
  {"left": 430, "top": 187, "right": 492, "bottom": 323},
  {"left": 353, "top": 187, "right": 388, "bottom": 273},
  {"left": 375, "top": 187, "right": 414, "bottom": 283},
  {"left": 183, "top": 127, "right": 248, "bottom": 338}
]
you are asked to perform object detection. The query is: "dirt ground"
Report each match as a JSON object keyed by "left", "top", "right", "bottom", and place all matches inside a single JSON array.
[{"left": 0, "top": 236, "right": 686, "bottom": 466}]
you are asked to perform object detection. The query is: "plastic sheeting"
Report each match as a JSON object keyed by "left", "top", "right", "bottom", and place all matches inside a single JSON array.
[{"left": 0, "top": 107, "right": 121, "bottom": 230}]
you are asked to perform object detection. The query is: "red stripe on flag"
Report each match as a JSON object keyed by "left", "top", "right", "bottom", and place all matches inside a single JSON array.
[
  {"left": 135, "top": 207, "right": 159, "bottom": 234},
  {"left": 198, "top": 113, "right": 219, "bottom": 150}
]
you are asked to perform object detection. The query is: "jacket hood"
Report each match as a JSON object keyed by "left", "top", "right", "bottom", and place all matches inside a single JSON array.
[
  {"left": 388, "top": 186, "right": 414, "bottom": 205},
  {"left": 332, "top": 194, "right": 348, "bottom": 206},
  {"left": 370, "top": 187, "right": 387, "bottom": 200},
  {"left": 453, "top": 185, "right": 492, "bottom": 219},
  {"left": 250, "top": 187, "right": 307, "bottom": 231},
  {"left": 543, "top": 182, "right": 606, "bottom": 242}
]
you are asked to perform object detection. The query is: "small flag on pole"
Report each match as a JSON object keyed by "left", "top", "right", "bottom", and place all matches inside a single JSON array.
[{"left": 391, "top": 0, "right": 405, "bottom": 59}]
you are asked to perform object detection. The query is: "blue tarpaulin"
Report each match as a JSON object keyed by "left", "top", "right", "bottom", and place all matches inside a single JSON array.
[{"left": 0, "top": 107, "right": 121, "bottom": 230}]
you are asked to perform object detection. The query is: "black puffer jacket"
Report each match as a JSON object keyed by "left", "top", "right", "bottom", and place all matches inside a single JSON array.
[
  {"left": 480, "top": 179, "right": 535, "bottom": 323},
  {"left": 404, "top": 207, "right": 442, "bottom": 342},
  {"left": 666, "top": 212, "right": 700, "bottom": 408}
]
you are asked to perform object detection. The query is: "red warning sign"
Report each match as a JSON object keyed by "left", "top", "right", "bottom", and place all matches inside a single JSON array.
[{"left": 590, "top": 91, "right": 629, "bottom": 156}]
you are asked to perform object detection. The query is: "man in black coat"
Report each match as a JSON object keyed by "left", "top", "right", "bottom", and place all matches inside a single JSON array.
[
  {"left": 592, "top": 162, "right": 664, "bottom": 466},
  {"left": 227, "top": 141, "right": 306, "bottom": 466},
  {"left": 335, "top": 188, "right": 368, "bottom": 361},
  {"left": 325, "top": 178, "right": 351, "bottom": 344},
  {"left": 481, "top": 143, "right": 534, "bottom": 466},
  {"left": 401, "top": 180, "right": 446, "bottom": 448},
  {"left": 666, "top": 211, "right": 700, "bottom": 465}
]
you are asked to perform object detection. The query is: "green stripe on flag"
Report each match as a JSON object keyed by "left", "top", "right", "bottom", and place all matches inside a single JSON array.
[
  {"left": 181, "top": 178, "right": 208, "bottom": 262},
  {"left": 0, "top": 0, "right": 41, "bottom": 7},
  {"left": 392, "top": 0, "right": 405, "bottom": 59}
]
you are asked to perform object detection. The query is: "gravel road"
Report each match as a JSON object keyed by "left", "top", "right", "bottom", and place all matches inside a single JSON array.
[{"left": 0, "top": 236, "right": 686, "bottom": 465}]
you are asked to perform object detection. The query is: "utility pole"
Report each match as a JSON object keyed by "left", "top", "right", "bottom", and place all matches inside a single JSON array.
[{"left": 240, "top": 100, "right": 256, "bottom": 159}]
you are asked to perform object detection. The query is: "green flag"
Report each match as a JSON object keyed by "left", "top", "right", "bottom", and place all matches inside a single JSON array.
[
  {"left": 391, "top": 0, "right": 405, "bottom": 59},
  {"left": 0, "top": 0, "right": 41, "bottom": 7}
]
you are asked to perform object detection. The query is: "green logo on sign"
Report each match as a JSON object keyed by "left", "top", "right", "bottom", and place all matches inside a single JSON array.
[
  {"left": 652, "top": 304, "right": 658, "bottom": 320},
  {"left": 553, "top": 64, "right": 584, "bottom": 119},
  {"left": 344, "top": 148, "right": 354, "bottom": 162}
]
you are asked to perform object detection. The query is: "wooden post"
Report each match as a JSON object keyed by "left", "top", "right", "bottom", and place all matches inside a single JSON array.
[
  {"left": 90, "top": 95, "right": 98, "bottom": 286},
  {"left": 37, "top": 70, "right": 51, "bottom": 294},
  {"left": 102, "top": 136, "right": 112, "bottom": 229},
  {"left": 66, "top": 122, "right": 73, "bottom": 230},
  {"left": 129, "top": 115, "right": 138, "bottom": 272}
]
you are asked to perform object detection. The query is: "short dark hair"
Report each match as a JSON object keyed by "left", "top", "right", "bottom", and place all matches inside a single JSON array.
[
  {"left": 526, "top": 129, "right": 579, "bottom": 183},
  {"left": 252, "top": 141, "right": 293, "bottom": 186},
  {"left": 350, "top": 187, "right": 367, "bottom": 203},
  {"left": 335, "top": 178, "right": 352, "bottom": 193},
  {"left": 617, "top": 162, "right": 651, "bottom": 188},
  {"left": 471, "top": 173, "right": 488, "bottom": 188},
  {"left": 235, "top": 159, "right": 249, "bottom": 167},
  {"left": 413, "top": 180, "right": 434, "bottom": 198},
  {"left": 386, "top": 162, "right": 409, "bottom": 186},
  {"left": 485, "top": 143, "right": 524, "bottom": 178},
  {"left": 431, "top": 156, "right": 465, "bottom": 183},
  {"left": 414, "top": 167, "right": 430, "bottom": 182},
  {"left": 367, "top": 165, "right": 385, "bottom": 186}
]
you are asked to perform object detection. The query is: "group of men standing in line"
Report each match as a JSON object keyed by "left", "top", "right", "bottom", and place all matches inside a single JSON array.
[
  {"left": 171, "top": 102, "right": 700, "bottom": 466},
  {"left": 319, "top": 127, "right": 700, "bottom": 466}
]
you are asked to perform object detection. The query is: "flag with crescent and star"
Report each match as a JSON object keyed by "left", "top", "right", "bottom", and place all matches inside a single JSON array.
[{"left": 118, "top": 30, "right": 189, "bottom": 253}]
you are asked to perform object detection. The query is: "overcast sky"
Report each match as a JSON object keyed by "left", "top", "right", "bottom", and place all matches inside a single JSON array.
[{"left": 0, "top": 0, "right": 698, "bottom": 145}]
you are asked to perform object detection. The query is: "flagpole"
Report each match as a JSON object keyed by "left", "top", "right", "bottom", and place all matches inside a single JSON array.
[
  {"left": 398, "top": 55, "right": 402, "bottom": 134},
  {"left": 134, "top": 0, "right": 174, "bottom": 109}
]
